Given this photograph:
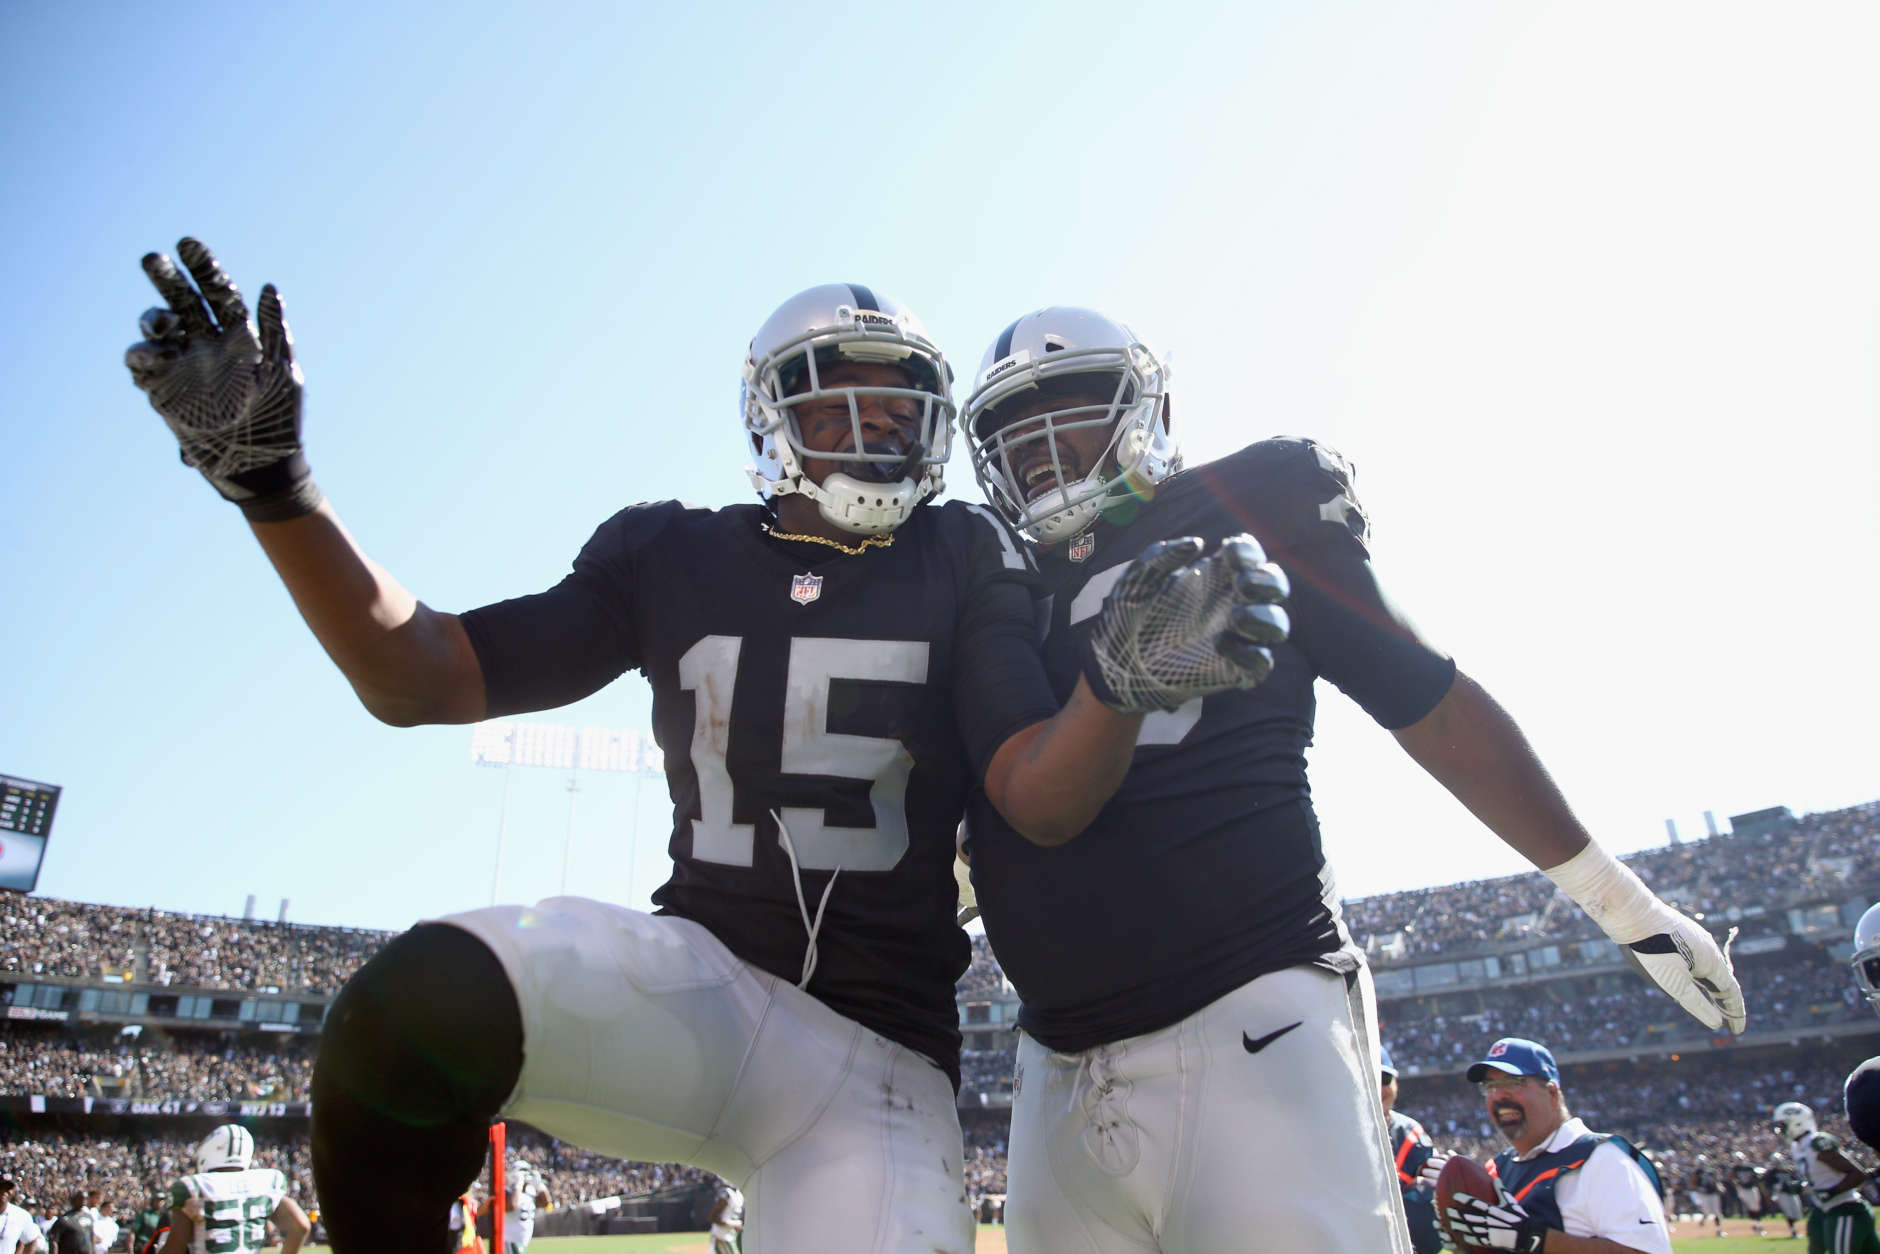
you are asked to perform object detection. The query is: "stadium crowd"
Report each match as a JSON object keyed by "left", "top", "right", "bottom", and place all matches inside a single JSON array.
[
  {"left": 1385, "top": 947, "right": 1872, "bottom": 1066},
  {"left": 1343, "top": 800, "right": 1879, "bottom": 960},
  {"left": 0, "top": 1024, "right": 313, "bottom": 1101},
  {"left": 0, "top": 899, "right": 392, "bottom": 992}
]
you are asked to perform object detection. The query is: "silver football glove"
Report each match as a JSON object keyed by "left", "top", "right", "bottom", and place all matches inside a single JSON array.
[
  {"left": 1080, "top": 533, "right": 1290, "bottom": 715},
  {"left": 124, "top": 238, "right": 323, "bottom": 522},
  {"left": 1443, "top": 1190, "right": 1550, "bottom": 1253}
]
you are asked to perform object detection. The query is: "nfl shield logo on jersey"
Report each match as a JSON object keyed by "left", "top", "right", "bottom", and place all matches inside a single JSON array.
[
  {"left": 1069, "top": 532, "right": 1096, "bottom": 563},
  {"left": 790, "top": 573, "right": 823, "bottom": 606}
]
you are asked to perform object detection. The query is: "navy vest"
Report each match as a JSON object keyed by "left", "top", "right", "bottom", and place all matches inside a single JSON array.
[{"left": 1494, "top": 1132, "right": 1661, "bottom": 1230}]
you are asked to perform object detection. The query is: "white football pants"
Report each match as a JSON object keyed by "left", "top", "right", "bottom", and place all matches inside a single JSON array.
[
  {"left": 1004, "top": 961, "right": 1412, "bottom": 1254},
  {"left": 438, "top": 897, "right": 974, "bottom": 1254}
]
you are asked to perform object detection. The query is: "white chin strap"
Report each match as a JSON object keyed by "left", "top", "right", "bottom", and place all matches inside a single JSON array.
[
  {"left": 804, "top": 471, "right": 926, "bottom": 535},
  {"left": 1025, "top": 494, "right": 1105, "bottom": 544}
]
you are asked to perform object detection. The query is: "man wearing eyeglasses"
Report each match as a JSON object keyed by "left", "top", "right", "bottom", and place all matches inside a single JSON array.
[{"left": 1430, "top": 1038, "right": 1669, "bottom": 1254}]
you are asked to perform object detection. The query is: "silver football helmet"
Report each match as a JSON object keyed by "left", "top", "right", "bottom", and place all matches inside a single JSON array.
[
  {"left": 1772, "top": 1101, "right": 1816, "bottom": 1140},
  {"left": 1851, "top": 903, "right": 1880, "bottom": 1012},
  {"left": 741, "top": 284, "right": 953, "bottom": 535},
  {"left": 962, "top": 307, "right": 1177, "bottom": 544},
  {"left": 195, "top": 1123, "right": 254, "bottom": 1172}
]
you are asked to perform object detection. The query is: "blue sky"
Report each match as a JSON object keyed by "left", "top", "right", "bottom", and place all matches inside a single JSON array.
[{"left": 3, "top": 2, "right": 1875, "bottom": 933}]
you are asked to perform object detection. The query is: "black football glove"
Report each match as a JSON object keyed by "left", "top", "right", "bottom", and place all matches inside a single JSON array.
[
  {"left": 1443, "top": 1190, "right": 1550, "bottom": 1253},
  {"left": 1080, "top": 533, "right": 1290, "bottom": 715},
  {"left": 124, "top": 238, "right": 322, "bottom": 522}
]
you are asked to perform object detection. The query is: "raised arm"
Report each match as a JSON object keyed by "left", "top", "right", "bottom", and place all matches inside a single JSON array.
[
  {"left": 1395, "top": 669, "right": 1745, "bottom": 1033},
  {"left": 246, "top": 507, "right": 485, "bottom": 725},
  {"left": 124, "top": 238, "right": 484, "bottom": 726}
]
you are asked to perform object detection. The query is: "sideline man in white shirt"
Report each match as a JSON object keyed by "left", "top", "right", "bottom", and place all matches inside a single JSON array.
[
  {"left": 0, "top": 1178, "right": 42, "bottom": 1254},
  {"left": 1424, "top": 1038, "right": 1669, "bottom": 1254}
]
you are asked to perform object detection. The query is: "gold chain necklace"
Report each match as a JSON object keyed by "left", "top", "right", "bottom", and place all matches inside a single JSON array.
[{"left": 760, "top": 521, "right": 895, "bottom": 556}]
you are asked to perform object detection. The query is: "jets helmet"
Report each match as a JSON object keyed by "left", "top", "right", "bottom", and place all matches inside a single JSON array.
[
  {"left": 1851, "top": 903, "right": 1880, "bottom": 1012},
  {"left": 195, "top": 1123, "right": 255, "bottom": 1172},
  {"left": 962, "top": 307, "right": 1177, "bottom": 544},
  {"left": 741, "top": 284, "right": 953, "bottom": 535},
  {"left": 1772, "top": 1101, "right": 1817, "bottom": 1140}
]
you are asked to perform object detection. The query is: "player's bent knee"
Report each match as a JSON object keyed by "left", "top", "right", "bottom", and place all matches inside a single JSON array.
[
  {"left": 317, "top": 922, "right": 523, "bottom": 1126},
  {"left": 313, "top": 925, "right": 525, "bottom": 1254}
]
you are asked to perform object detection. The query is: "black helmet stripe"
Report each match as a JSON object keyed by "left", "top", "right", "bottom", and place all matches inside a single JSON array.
[
  {"left": 846, "top": 284, "right": 879, "bottom": 311},
  {"left": 993, "top": 317, "right": 1022, "bottom": 364}
]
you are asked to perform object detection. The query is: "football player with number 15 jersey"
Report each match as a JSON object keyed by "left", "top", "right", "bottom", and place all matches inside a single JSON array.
[
  {"left": 158, "top": 1126, "right": 309, "bottom": 1254},
  {"left": 125, "top": 247, "right": 1287, "bottom": 1254},
  {"left": 959, "top": 307, "right": 1747, "bottom": 1254}
]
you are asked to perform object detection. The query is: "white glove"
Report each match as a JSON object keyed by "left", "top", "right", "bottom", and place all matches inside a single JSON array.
[
  {"left": 1543, "top": 842, "right": 1747, "bottom": 1034},
  {"left": 1443, "top": 1189, "right": 1550, "bottom": 1253},
  {"left": 1418, "top": 1150, "right": 1452, "bottom": 1190}
]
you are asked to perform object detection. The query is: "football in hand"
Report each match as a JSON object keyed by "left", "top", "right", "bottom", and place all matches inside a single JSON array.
[{"left": 1435, "top": 1154, "right": 1501, "bottom": 1253}]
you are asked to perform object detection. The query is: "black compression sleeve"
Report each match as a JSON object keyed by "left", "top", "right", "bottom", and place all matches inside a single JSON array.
[{"left": 459, "top": 574, "right": 636, "bottom": 718}]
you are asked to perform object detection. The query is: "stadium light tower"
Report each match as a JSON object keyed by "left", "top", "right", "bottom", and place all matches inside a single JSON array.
[{"left": 470, "top": 721, "right": 665, "bottom": 903}]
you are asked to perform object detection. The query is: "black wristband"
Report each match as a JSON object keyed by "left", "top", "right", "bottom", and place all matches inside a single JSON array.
[
  {"left": 220, "top": 451, "right": 324, "bottom": 522},
  {"left": 1075, "top": 630, "right": 1126, "bottom": 710},
  {"left": 238, "top": 476, "right": 325, "bottom": 523}
]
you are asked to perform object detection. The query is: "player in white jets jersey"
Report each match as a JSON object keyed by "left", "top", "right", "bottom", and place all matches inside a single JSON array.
[
  {"left": 707, "top": 1182, "right": 745, "bottom": 1254},
  {"left": 500, "top": 1160, "right": 549, "bottom": 1254},
  {"left": 159, "top": 1125, "right": 310, "bottom": 1254},
  {"left": 1772, "top": 1102, "right": 1879, "bottom": 1254}
]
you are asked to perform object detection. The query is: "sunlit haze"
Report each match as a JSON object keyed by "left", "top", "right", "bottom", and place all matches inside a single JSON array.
[{"left": 2, "top": 2, "right": 1873, "bottom": 931}]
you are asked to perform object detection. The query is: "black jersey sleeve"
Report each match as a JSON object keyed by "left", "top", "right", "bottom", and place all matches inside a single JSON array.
[
  {"left": 946, "top": 504, "right": 1061, "bottom": 782},
  {"left": 459, "top": 502, "right": 679, "bottom": 717},
  {"left": 1210, "top": 437, "right": 1456, "bottom": 730}
]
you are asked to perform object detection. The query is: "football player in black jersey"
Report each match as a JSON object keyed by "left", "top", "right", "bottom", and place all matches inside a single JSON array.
[
  {"left": 123, "top": 246, "right": 1291, "bottom": 1254},
  {"left": 1843, "top": 903, "right": 1880, "bottom": 1152},
  {"left": 957, "top": 306, "right": 1748, "bottom": 1254}
]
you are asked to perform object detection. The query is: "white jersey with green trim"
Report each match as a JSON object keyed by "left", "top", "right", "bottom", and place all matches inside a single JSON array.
[
  {"left": 1789, "top": 1131, "right": 1861, "bottom": 1210},
  {"left": 170, "top": 1169, "right": 287, "bottom": 1254}
]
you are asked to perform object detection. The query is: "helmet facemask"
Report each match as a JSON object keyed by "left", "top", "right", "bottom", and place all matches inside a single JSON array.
[
  {"left": 743, "top": 301, "right": 954, "bottom": 536},
  {"left": 964, "top": 336, "right": 1176, "bottom": 545}
]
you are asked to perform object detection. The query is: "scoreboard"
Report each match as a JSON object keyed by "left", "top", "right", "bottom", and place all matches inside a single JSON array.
[{"left": 0, "top": 775, "right": 58, "bottom": 893}]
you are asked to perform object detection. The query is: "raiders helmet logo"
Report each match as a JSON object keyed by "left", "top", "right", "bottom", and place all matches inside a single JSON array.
[{"left": 790, "top": 573, "right": 823, "bottom": 605}]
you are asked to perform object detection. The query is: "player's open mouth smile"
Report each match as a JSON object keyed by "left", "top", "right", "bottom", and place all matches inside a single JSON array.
[
  {"left": 1020, "top": 456, "right": 1072, "bottom": 502},
  {"left": 1493, "top": 1103, "right": 1526, "bottom": 1131}
]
